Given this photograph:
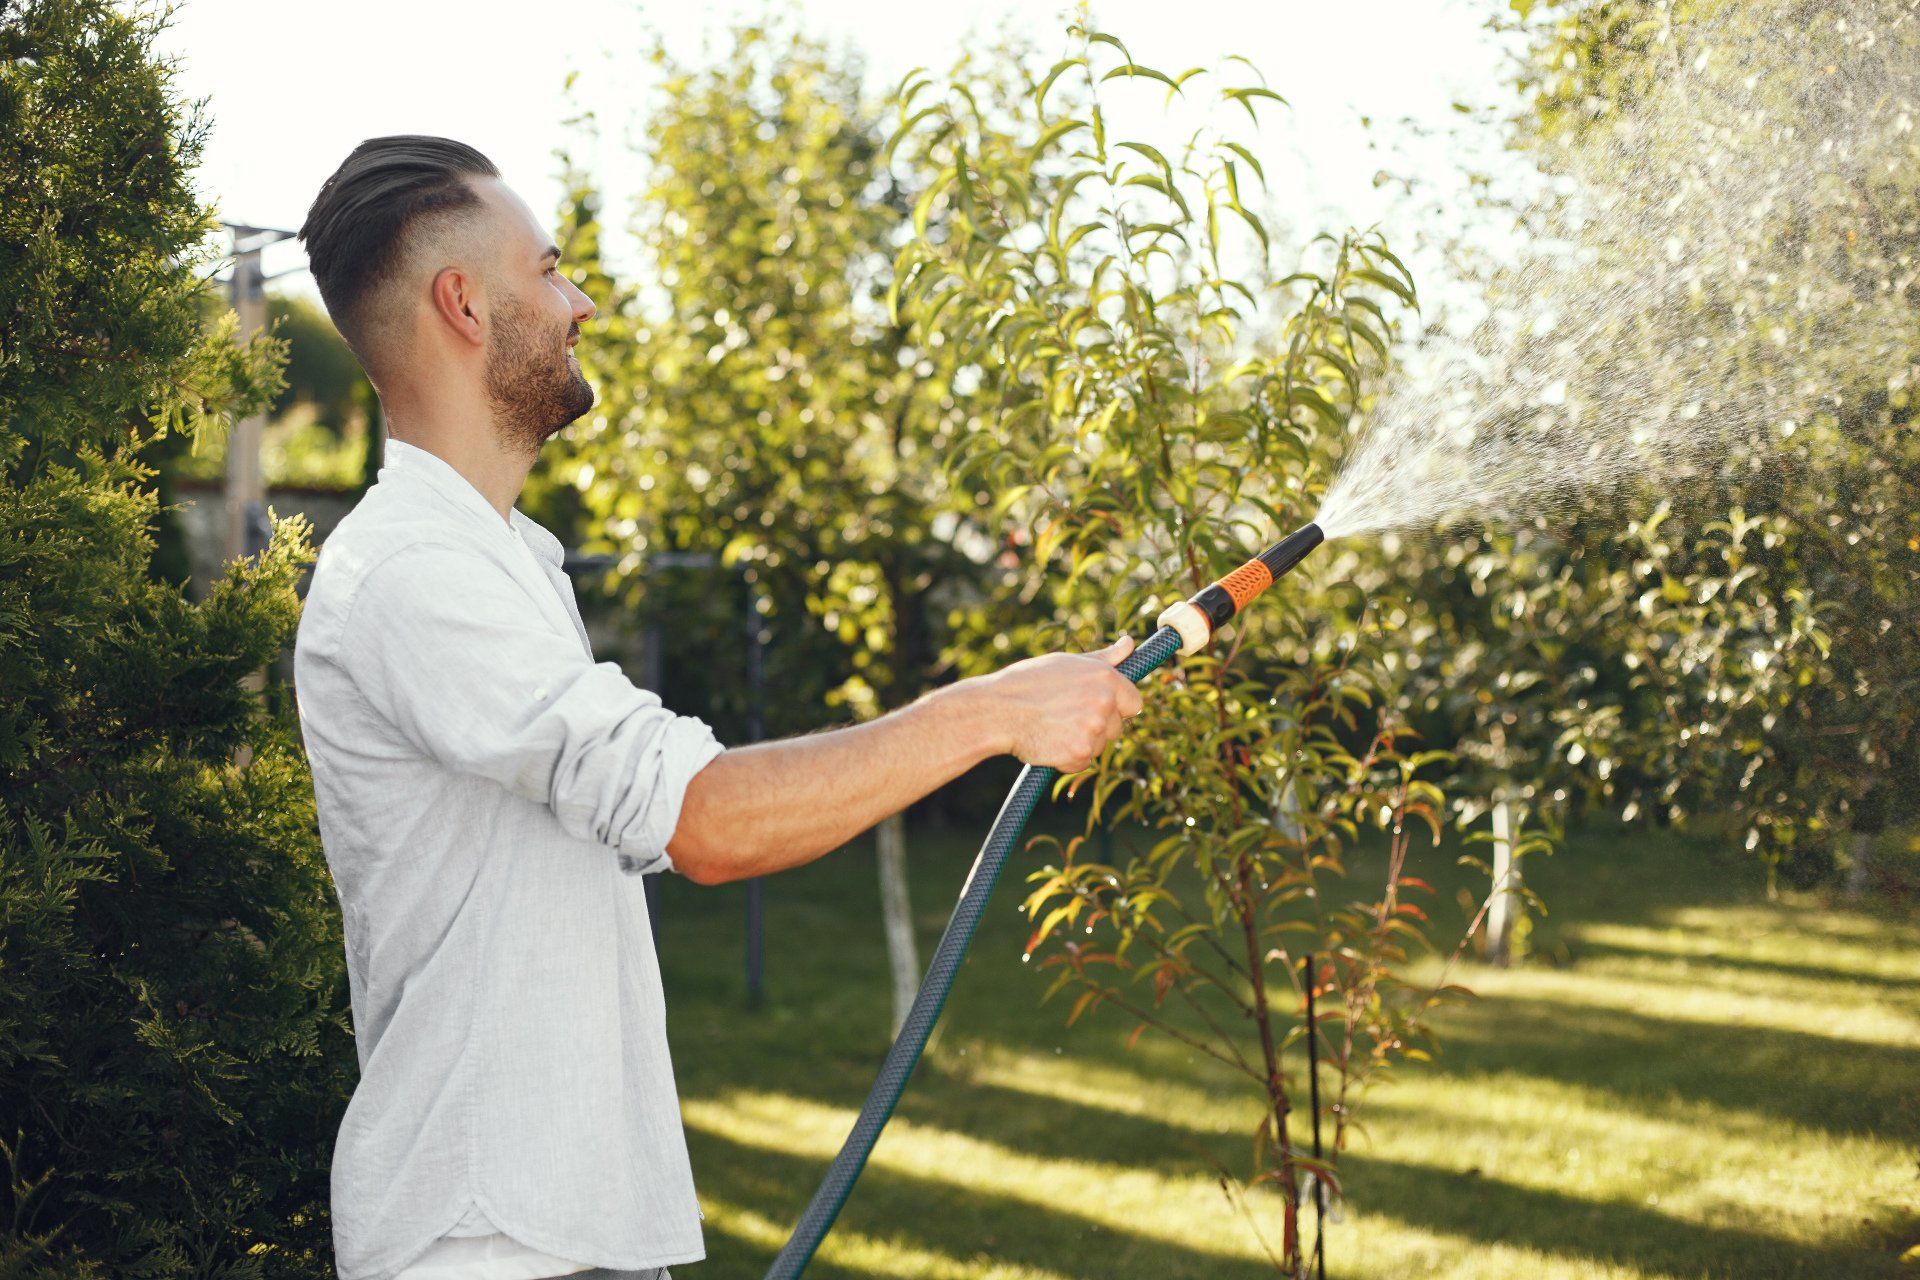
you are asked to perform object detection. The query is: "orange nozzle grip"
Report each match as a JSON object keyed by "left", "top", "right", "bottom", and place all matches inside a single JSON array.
[{"left": 1216, "top": 559, "right": 1274, "bottom": 613}]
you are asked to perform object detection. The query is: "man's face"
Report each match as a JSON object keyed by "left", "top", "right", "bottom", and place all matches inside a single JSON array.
[{"left": 474, "top": 178, "right": 597, "bottom": 454}]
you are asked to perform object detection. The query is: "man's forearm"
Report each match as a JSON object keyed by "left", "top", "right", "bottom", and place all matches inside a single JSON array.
[{"left": 665, "top": 682, "right": 1006, "bottom": 884}]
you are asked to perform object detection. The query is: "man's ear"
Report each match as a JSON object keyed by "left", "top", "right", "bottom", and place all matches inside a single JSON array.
[{"left": 428, "top": 266, "right": 485, "bottom": 351}]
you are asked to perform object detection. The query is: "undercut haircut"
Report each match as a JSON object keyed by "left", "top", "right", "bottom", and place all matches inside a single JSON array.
[{"left": 298, "top": 135, "right": 500, "bottom": 375}]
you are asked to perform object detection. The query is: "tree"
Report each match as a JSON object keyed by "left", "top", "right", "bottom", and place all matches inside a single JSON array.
[
  {"left": 540, "top": 23, "right": 1009, "bottom": 1030},
  {"left": 886, "top": 20, "right": 1499, "bottom": 1273},
  {"left": 0, "top": 1, "right": 354, "bottom": 1273}
]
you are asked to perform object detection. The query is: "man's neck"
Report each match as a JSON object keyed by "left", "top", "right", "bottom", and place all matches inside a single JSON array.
[{"left": 384, "top": 423, "right": 533, "bottom": 526}]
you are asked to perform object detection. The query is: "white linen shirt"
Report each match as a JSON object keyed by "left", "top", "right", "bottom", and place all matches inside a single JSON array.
[{"left": 293, "top": 436, "right": 724, "bottom": 1280}]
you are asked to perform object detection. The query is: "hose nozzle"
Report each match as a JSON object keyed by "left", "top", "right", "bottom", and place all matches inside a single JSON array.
[{"left": 1155, "top": 522, "right": 1324, "bottom": 656}]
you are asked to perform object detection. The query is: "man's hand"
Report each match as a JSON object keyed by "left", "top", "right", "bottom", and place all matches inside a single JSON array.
[{"left": 973, "top": 635, "right": 1145, "bottom": 772}]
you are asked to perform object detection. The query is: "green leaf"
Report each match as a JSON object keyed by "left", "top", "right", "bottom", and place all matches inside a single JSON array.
[
  {"left": 1222, "top": 141, "right": 1267, "bottom": 186},
  {"left": 1230, "top": 202, "right": 1269, "bottom": 255},
  {"left": 1048, "top": 168, "right": 1101, "bottom": 242},
  {"left": 1367, "top": 242, "right": 1418, "bottom": 293},
  {"left": 1101, "top": 63, "right": 1179, "bottom": 90},
  {"left": 1117, "top": 140, "right": 1172, "bottom": 176},
  {"left": 1035, "top": 56, "right": 1087, "bottom": 115},
  {"left": 1031, "top": 117, "right": 1090, "bottom": 160},
  {"left": 1350, "top": 266, "right": 1417, "bottom": 308},
  {"left": 1087, "top": 31, "right": 1135, "bottom": 62},
  {"left": 882, "top": 105, "right": 944, "bottom": 170},
  {"left": 1123, "top": 172, "right": 1192, "bottom": 221},
  {"left": 1223, "top": 85, "right": 1289, "bottom": 124},
  {"left": 1125, "top": 221, "right": 1183, "bottom": 242},
  {"left": 912, "top": 180, "right": 943, "bottom": 238}
]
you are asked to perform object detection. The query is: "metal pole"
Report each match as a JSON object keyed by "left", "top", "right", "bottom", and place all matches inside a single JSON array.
[
  {"left": 744, "top": 579, "right": 766, "bottom": 1008},
  {"left": 641, "top": 619, "right": 664, "bottom": 939},
  {"left": 220, "top": 224, "right": 291, "bottom": 771},
  {"left": 225, "top": 238, "right": 268, "bottom": 562},
  {"left": 221, "top": 224, "right": 293, "bottom": 564}
]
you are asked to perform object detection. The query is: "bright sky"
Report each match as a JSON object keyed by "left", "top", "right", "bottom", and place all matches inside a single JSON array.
[{"left": 154, "top": 0, "right": 1515, "bottom": 300}]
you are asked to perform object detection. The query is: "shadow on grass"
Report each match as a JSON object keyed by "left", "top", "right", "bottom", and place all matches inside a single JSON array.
[
  {"left": 1341, "top": 1154, "right": 1906, "bottom": 1280},
  {"left": 684, "top": 1122, "right": 1280, "bottom": 1280},
  {"left": 1569, "top": 936, "right": 1920, "bottom": 998},
  {"left": 683, "top": 1066, "right": 1904, "bottom": 1280},
  {"left": 896, "top": 1062, "right": 1255, "bottom": 1176},
  {"left": 1425, "top": 995, "right": 1918, "bottom": 1140}
]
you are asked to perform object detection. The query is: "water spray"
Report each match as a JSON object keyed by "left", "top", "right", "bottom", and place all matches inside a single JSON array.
[{"left": 765, "top": 522, "right": 1327, "bottom": 1280}]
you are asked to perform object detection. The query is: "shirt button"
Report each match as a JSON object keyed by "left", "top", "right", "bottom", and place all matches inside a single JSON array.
[{"left": 533, "top": 686, "right": 549, "bottom": 700}]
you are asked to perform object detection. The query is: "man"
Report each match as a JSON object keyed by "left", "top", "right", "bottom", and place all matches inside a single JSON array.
[{"left": 291, "top": 136, "right": 1142, "bottom": 1280}]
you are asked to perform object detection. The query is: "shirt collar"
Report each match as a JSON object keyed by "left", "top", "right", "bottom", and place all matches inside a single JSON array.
[{"left": 379, "top": 436, "right": 564, "bottom": 569}]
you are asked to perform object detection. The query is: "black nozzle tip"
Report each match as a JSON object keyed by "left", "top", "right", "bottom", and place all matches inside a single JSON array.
[{"left": 1257, "top": 522, "right": 1325, "bottom": 580}]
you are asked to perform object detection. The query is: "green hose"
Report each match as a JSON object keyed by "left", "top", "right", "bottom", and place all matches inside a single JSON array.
[{"left": 763, "top": 623, "right": 1186, "bottom": 1279}]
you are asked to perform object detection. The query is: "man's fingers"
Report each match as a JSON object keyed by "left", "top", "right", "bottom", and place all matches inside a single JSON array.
[{"left": 1089, "top": 633, "right": 1136, "bottom": 665}]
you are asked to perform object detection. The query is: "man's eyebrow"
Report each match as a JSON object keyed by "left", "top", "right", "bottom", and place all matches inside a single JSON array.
[{"left": 540, "top": 244, "right": 562, "bottom": 263}]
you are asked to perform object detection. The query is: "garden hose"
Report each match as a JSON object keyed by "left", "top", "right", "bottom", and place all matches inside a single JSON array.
[{"left": 764, "top": 522, "right": 1326, "bottom": 1279}]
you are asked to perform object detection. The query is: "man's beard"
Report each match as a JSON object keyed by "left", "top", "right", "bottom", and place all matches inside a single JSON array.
[{"left": 482, "top": 296, "right": 594, "bottom": 454}]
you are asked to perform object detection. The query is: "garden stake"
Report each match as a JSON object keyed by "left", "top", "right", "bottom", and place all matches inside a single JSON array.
[
  {"left": 1305, "top": 954, "right": 1327, "bottom": 1280},
  {"left": 765, "top": 524, "right": 1327, "bottom": 1279}
]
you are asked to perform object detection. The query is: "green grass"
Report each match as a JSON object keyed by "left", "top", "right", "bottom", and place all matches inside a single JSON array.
[{"left": 654, "top": 797, "right": 1920, "bottom": 1279}]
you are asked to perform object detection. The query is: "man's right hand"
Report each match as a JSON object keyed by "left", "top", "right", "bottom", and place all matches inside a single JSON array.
[{"left": 973, "top": 635, "right": 1146, "bottom": 773}]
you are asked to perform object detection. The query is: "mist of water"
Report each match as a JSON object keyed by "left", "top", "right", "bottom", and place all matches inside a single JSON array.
[{"left": 1313, "top": 0, "right": 1920, "bottom": 542}]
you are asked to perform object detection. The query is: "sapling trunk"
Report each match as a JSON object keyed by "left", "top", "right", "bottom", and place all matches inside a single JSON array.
[
  {"left": 1844, "top": 829, "right": 1876, "bottom": 901},
  {"left": 1240, "top": 861, "right": 1302, "bottom": 1275},
  {"left": 877, "top": 811, "right": 919, "bottom": 1038},
  {"left": 1487, "top": 790, "right": 1520, "bottom": 967}
]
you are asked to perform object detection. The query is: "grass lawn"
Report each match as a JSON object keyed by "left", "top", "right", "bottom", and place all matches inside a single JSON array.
[{"left": 653, "top": 786, "right": 1920, "bottom": 1279}]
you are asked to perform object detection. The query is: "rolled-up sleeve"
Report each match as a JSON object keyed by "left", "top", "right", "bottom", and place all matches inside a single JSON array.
[{"left": 342, "top": 540, "right": 724, "bottom": 874}]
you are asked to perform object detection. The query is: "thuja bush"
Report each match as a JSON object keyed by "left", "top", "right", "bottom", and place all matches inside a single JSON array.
[
  {"left": 0, "top": 0, "right": 354, "bottom": 1274},
  {"left": 885, "top": 20, "right": 1499, "bottom": 1274}
]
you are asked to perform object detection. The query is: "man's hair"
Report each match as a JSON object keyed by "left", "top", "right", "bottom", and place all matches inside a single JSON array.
[{"left": 298, "top": 135, "right": 500, "bottom": 372}]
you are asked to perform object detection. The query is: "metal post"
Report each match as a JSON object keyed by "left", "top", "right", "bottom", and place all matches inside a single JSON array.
[
  {"left": 221, "top": 224, "right": 294, "bottom": 565},
  {"left": 745, "top": 579, "right": 767, "bottom": 1009},
  {"left": 220, "top": 224, "right": 294, "bottom": 772},
  {"left": 641, "top": 619, "right": 665, "bottom": 939},
  {"left": 225, "top": 237, "right": 266, "bottom": 563}
]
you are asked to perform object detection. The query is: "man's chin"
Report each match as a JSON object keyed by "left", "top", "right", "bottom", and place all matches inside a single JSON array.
[
  {"left": 563, "top": 372, "right": 595, "bottom": 420},
  {"left": 537, "top": 377, "right": 595, "bottom": 443}
]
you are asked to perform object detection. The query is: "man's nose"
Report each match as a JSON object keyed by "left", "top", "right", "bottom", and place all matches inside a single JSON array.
[{"left": 568, "top": 279, "right": 596, "bottom": 323}]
